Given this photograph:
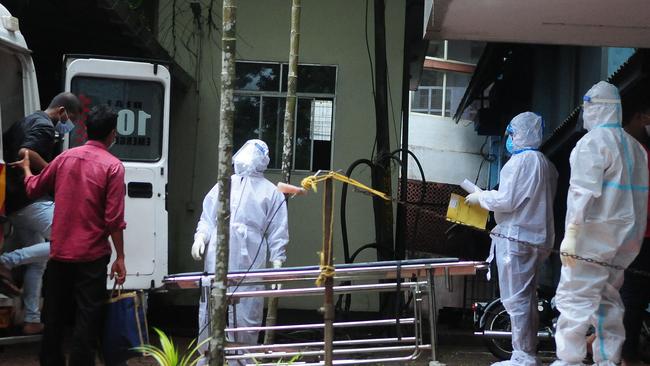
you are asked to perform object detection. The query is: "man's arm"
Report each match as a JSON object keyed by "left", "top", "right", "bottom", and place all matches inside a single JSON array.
[
  {"left": 109, "top": 230, "right": 126, "bottom": 285},
  {"left": 19, "top": 121, "right": 54, "bottom": 172},
  {"left": 10, "top": 150, "right": 57, "bottom": 198},
  {"left": 106, "top": 163, "right": 127, "bottom": 285},
  {"left": 18, "top": 148, "right": 49, "bottom": 172}
]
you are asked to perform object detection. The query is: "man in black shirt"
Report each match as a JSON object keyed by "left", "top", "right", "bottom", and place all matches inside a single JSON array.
[{"left": 1, "top": 92, "right": 81, "bottom": 334}]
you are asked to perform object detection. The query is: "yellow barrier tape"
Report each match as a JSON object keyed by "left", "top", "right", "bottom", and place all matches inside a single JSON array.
[
  {"left": 301, "top": 171, "right": 390, "bottom": 286},
  {"left": 300, "top": 171, "right": 391, "bottom": 201}
]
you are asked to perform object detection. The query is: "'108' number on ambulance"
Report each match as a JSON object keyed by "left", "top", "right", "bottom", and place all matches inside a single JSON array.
[{"left": 117, "top": 109, "right": 151, "bottom": 136}]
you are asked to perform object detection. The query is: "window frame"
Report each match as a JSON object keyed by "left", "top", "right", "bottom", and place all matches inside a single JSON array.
[
  {"left": 234, "top": 60, "right": 337, "bottom": 172},
  {"left": 412, "top": 40, "right": 480, "bottom": 117}
]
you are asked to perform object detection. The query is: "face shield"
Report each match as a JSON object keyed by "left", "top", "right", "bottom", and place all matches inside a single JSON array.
[
  {"left": 233, "top": 139, "right": 271, "bottom": 177},
  {"left": 581, "top": 81, "right": 622, "bottom": 131},
  {"left": 504, "top": 112, "right": 544, "bottom": 155}
]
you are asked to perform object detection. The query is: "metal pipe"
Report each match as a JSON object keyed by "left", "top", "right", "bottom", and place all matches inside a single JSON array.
[
  {"left": 474, "top": 330, "right": 554, "bottom": 339},
  {"left": 226, "top": 344, "right": 431, "bottom": 360},
  {"left": 226, "top": 318, "right": 415, "bottom": 333},
  {"left": 167, "top": 261, "right": 485, "bottom": 282},
  {"left": 163, "top": 261, "right": 486, "bottom": 288},
  {"left": 254, "top": 353, "right": 428, "bottom": 366},
  {"left": 226, "top": 281, "right": 429, "bottom": 298},
  {"left": 427, "top": 268, "right": 438, "bottom": 362},
  {"left": 226, "top": 337, "right": 417, "bottom": 352}
]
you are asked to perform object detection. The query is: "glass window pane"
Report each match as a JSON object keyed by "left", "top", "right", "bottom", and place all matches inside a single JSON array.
[
  {"left": 282, "top": 65, "right": 337, "bottom": 94},
  {"left": 447, "top": 41, "right": 486, "bottom": 64},
  {"left": 261, "top": 96, "right": 285, "bottom": 169},
  {"left": 411, "top": 90, "right": 429, "bottom": 113},
  {"left": 430, "top": 88, "right": 443, "bottom": 112},
  {"left": 235, "top": 62, "right": 280, "bottom": 91},
  {"left": 233, "top": 95, "right": 261, "bottom": 152},
  {"left": 311, "top": 99, "right": 333, "bottom": 141},
  {"left": 426, "top": 40, "right": 445, "bottom": 59},
  {"left": 419, "top": 69, "right": 444, "bottom": 87},
  {"left": 70, "top": 76, "right": 164, "bottom": 162},
  {"left": 294, "top": 98, "right": 313, "bottom": 170},
  {"left": 446, "top": 71, "right": 472, "bottom": 117}
]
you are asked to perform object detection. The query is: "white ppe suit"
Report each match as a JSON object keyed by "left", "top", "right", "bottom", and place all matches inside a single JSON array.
[
  {"left": 468, "top": 112, "right": 558, "bottom": 366},
  {"left": 552, "top": 82, "right": 649, "bottom": 366},
  {"left": 194, "top": 140, "right": 289, "bottom": 365}
]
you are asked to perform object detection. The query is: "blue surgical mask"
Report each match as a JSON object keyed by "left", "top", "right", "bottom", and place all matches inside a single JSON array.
[
  {"left": 55, "top": 119, "right": 75, "bottom": 135},
  {"left": 506, "top": 135, "right": 514, "bottom": 154}
]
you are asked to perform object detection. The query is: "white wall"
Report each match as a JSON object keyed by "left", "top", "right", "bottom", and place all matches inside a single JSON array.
[{"left": 408, "top": 112, "right": 488, "bottom": 187}]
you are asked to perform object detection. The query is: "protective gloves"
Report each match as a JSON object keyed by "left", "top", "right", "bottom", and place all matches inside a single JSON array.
[
  {"left": 191, "top": 233, "right": 207, "bottom": 261},
  {"left": 560, "top": 224, "right": 579, "bottom": 267},
  {"left": 272, "top": 260, "right": 283, "bottom": 290},
  {"left": 465, "top": 192, "right": 482, "bottom": 206}
]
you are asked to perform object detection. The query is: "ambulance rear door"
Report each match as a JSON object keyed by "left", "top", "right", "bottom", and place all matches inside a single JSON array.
[{"left": 64, "top": 56, "right": 169, "bottom": 289}]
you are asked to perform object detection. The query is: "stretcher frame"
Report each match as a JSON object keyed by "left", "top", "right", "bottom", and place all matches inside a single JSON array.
[{"left": 164, "top": 258, "right": 487, "bottom": 365}]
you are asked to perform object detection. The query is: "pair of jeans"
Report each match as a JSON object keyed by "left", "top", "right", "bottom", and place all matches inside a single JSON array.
[
  {"left": 4, "top": 199, "right": 53, "bottom": 323},
  {"left": 39, "top": 256, "right": 109, "bottom": 366},
  {"left": 620, "top": 238, "right": 650, "bottom": 361}
]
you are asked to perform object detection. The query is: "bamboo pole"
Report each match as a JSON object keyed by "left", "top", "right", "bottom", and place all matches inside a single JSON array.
[
  {"left": 209, "top": 0, "right": 236, "bottom": 364},
  {"left": 280, "top": 0, "right": 301, "bottom": 184},
  {"left": 265, "top": 0, "right": 302, "bottom": 345}
]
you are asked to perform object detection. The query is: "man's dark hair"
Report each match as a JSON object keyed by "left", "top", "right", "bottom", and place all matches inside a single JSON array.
[
  {"left": 47, "top": 92, "right": 82, "bottom": 114},
  {"left": 86, "top": 105, "right": 118, "bottom": 141}
]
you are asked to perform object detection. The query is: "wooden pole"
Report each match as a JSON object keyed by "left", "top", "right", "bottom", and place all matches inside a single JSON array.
[
  {"left": 322, "top": 179, "right": 334, "bottom": 366},
  {"left": 209, "top": 0, "right": 236, "bottom": 364},
  {"left": 266, "top": 0, "right": 302, "bottom": 345}
]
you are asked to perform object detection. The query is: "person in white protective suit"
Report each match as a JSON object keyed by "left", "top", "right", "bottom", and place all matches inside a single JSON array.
[
  {"left": 551, "top": 81, "right": 649, "bottom": 366},
  {"left": 465, "top": 111, "right": 558, "bottom": 366},
  {"left": 191, "top": 139, "right": 289, "bottom": 365}
]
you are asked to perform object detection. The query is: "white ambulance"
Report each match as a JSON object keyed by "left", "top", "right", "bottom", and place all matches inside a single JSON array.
[{"left": 0, "top": 3, "right": 170, "bottom": 292}]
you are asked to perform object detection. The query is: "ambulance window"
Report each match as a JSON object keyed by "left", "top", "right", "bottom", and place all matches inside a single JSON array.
[
  {"left": 70, "top": 77, "right": 164, "bottom": 162},
  {"left": 0, "top": 50, "right": 24, "bottom": 133}
]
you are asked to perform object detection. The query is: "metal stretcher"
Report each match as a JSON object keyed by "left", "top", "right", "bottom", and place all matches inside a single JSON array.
[{"left": 164, "top": 258, "right": 487, "bottom": 366}]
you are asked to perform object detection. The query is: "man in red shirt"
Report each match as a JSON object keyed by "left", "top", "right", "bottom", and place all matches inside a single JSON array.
[{"left": 13, "top": 105, "right": 127, "bottom": 366}]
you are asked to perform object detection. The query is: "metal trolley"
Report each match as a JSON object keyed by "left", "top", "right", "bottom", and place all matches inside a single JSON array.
[{"left": 164, "top": 258, "right": 487, "bottom": 365}]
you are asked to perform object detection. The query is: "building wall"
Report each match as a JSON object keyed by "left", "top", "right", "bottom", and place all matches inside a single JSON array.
[
  {"left": 159, "top": 0, "right": 405, "bottom": 310},
  {"left": 408, "top": 112, "right": 489, "bottom": 187}
]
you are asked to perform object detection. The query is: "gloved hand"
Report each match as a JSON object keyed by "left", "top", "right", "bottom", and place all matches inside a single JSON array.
[
  {"left": 271, "top": 260, "right": 283, "bottom": 290},
  {"left": 560, "top": 224, "right": 579, "bottom": 267},
  {"left": 191, "top": 233, "right": 207, "bottom": 261},
  {"left": 465, "top": 192, "right": 482, "bottom": 206}
]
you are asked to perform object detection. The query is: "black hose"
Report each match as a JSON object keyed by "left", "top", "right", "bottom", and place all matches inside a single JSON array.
[
  {"left": 341, "top": 159, "right": 375, "bottom": 264},
  {"left": 390, "top": 148, "right": 427, "bottom": 257},
  {"left": 338, "top": 150, "right": 426, "bottom": 317}
]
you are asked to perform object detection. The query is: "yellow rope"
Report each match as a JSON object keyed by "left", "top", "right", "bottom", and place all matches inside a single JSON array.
[
  {"left": 300, "top": 171, "right": 391, "bottom": 201},
  {"left": 302, "top": 171, "right": 390, "bottom": 286}
]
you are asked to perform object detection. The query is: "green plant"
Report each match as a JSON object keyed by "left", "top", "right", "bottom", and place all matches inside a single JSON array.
[
  {"left": 133, "top": 327, "right": 210, "bottom": 366},
  {"left": 253, "top": 354, "right": 302, "bottom": 365}
]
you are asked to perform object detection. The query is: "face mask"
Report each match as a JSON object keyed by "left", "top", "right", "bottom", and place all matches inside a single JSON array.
[
  {"left": 55, "top": 119, "right": 75, "bottom": 135},
  {"left": 506, "top": 135, "right": 514, "bottom": 154}
]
